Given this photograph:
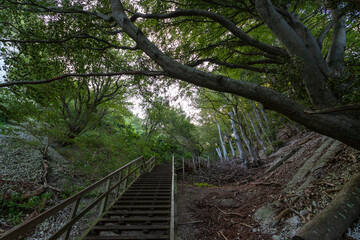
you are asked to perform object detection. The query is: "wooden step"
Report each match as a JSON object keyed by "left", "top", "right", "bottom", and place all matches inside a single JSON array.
[
  {"left": 112, "top": 205, "right": 170, "bottom": 210},
  {"left": 115, "top": 200, "right": 170, "bottom": 205},
  {"left": 84, "top": 235, "right": 169, "bottom": 239},
  {"left": 92, "top": 225, "right": 169, "bottom": 231},
  {"left": 99, "top": 217, "right": 169, "bottom": 224},
  {"left": 105, "top": 210, "right": 170, "bottom": 216}
]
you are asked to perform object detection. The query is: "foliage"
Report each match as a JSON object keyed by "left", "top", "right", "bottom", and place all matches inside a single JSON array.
[
  {"left": 193, "top": 182, "right": 217, "bottom": 188},
  {"left": 0, "top": 193, "right": 52, "bottom": 224}
]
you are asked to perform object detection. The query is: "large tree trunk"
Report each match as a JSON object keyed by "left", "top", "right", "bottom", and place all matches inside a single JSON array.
[
  {"left": 293, "top": 173, "right": 360, "bottom": 240},
  {"left": 327, "top": 11, "right": 346, "bottom": 77},
  {"left": 111, "top": 0, "right": 360, "bottom": 151}
]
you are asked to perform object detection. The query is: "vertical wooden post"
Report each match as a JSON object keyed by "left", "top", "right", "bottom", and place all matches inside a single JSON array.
[
  {"left": 124, "top": 166, "right": 130, "bottom": 188},
  {"left": 64, "top": 198, "right": 81, "bottom": 240},
  {"left": 198, "top": 157, "right": 201, "bottom": 172},
  {"left": 116, "top": 171, "right": 123, "bottom": 198},
  {"left": 141, "top": 156, "right": 146, "bottom": 173},
  {"left": 99, "top": 178, "right": 112, "bottom": 216},
  {"left": 182, "top": 158, "right": 185, "bottom": 180}
]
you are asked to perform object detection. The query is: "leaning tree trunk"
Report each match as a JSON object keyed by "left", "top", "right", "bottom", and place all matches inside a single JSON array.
[
  {"left": 215, "top": 147, "right": 223, "bottom": 161},
  {"left": 293, "top": 173, "right": 360, "bottom": 240},
  {"left": 259, "top": 103, "right": 275, "bottom": 141},
  {"left": 238, "top": 120, "right": 260, "bottom": 166},
  {"left": 247, "top": 112, "right": 267, "bottom": 152},
  {"left": 229, "top": 140, "right": 236, "bottom": 157},
  {"left": 214, "top": 115, "right": 229, "bottom": 161},
  {"left": 252, "top": 102, "right": 272, "bottom": 144},
  {"left": 229, "top": 111, "right": 247, "bottom": 166}
]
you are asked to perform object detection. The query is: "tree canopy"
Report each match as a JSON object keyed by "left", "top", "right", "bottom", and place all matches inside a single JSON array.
[{"left": 0, "top": 0, "right": 359, "bottom": 150}]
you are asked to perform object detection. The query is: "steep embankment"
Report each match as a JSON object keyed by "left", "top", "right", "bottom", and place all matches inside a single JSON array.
[
  {"left": 0, "top": 132, "right": 86, "bottom": 237},
  {"left": 176, "top": 130, "right": 360, "bottom": 240}
]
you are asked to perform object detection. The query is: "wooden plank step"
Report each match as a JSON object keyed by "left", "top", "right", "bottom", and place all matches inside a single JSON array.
[
  {"left": 119, "top": 196, "right": 170, "bottom": 200},
  {"left": 99, "top": 217, "right": 169, "bottom": 223},
  {"left": 105, "top": 210, "right": 170, "bottom": 216},
  {"left": 112, "top": 205, "right": 170, "bottom": 209},
  {"left": 121, "top": 193, "right": 170, "bottom": 197},
  {"left": 128, "top": 186, "right": 171, "bottom": 189},
  {"left": 115, "top": 200, "right": 170, "bottom": 205},
  {"left": 84, "top": 235, "right": 169, "bottom": 239},
  {"left": 125, "top": 190, "right": 171, "bottom": 192},
  {"left": 92, "top": 225, "right": 169, "bottom": 231}
]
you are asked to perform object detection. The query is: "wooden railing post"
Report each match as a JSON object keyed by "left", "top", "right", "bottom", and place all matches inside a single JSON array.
[
  {"left": 64, "top": 198, "right": 81, "bottom": 240},
  {"left": 116, "top": 171, "right": 122, "bottom": 198},
  {"left": 99, "top": 178, "right": 112, "bottom": 216},
  {"left": 124, "top": 166, "right": 130, "bottom": 188},
  {"left": 141, "top": 156, "right": 146, "bottom": 173}
]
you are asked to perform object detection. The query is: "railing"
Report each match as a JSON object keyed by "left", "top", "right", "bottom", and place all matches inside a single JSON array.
[
  {"left": 182, "top": 156, "right": 210, "bottom": 175},
  {"left": 0, "top": 155, "right": 157, "bottom": 240},
  {"left": 170, "top": 155, "right": 177, "bottom": 240}
]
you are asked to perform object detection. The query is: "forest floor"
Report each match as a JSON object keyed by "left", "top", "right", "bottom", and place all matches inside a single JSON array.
[{"left": 176, "top": 130, "right": 360, "bottom": 240}]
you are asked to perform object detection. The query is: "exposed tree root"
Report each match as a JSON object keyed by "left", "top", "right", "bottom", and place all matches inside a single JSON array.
[{"left": 293, "top": 172, "right": 360, "bottom": 240}]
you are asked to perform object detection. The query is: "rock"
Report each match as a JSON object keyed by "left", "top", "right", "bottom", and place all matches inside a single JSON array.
[
  {"left": 300, "top": 209, "right": 308, "bottom": 216},
  {"left": 272, "top": 235, "right": 283, "bottom": 240},
  {"left": 216, "top": 198, "right": 238, "bottom": 208},
  {"left": 254, "top": 205, "right": 276, "bottom": 226}
]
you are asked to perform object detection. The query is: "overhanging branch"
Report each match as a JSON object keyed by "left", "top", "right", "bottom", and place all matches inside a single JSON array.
[
  {"left": 130, "top": 9, "right": 287, "bottom": 57},
  {"left": 304, "top": 104, "right": 360, "bottom": 114},
  {"left": 0, "top": 71, "right": 164, "bottom": 88},
  {"left": 187, "top": 58, "right": 276, "bottom": 73}
]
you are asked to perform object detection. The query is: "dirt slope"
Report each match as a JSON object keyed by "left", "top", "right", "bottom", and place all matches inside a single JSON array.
[{"left": 177, "top": 131, "right": 360, "bottom": 240}]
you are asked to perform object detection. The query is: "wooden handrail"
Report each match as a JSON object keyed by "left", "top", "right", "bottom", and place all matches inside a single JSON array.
[{"left": 0, "top": 155, "right": 156, "bottom": 240}]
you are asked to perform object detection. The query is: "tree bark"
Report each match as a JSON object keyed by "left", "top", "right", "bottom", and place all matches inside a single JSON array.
[
  {"left": 229, "top": 111, "right": 247, "bottom": 167},
  {"left": 327, "top": 11, "right": 346, "bottom": 77},
  {"left": 215, "top": 147, "right": 223, "bottom": 161},
  {"left": 293, "top": 173, "right": 360, "bottom": 240},
  {"left": 247, "top": 112, "right": 267, "bottom": 152},
  {"left": 214, "top": 115, "right": 229, "bottom": 161}
]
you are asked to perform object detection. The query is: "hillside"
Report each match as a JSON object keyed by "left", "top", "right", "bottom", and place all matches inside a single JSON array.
[
  {"left": 176, "top": 130, "right": 360, "bottom": 240},
  {"left": 0, "top": 127, "right": 360, "bottom": 239}
]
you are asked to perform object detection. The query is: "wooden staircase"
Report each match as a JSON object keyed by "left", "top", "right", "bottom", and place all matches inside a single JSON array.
[{"left": 84, "top": 164, "right": 173, "bottom": 240}]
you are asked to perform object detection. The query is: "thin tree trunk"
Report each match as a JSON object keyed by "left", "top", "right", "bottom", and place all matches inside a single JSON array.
[
  {"left": 252, "top": 102, "right": 267, "bottom": 134},
  {"left": 229, "top": 110, "right": 247, "bottom": 166},
  {"left": 215, "top": 147, "right": 223, "bottom": 161},
  {"left": 252, "top": 102, "right": 271, "bottom": 143},
  {"left": 259, "top": 103, "right": 271, "bottom": 129},
  {"left": 214, "top": 115, "right": 229, "bottom": 161},
  {"left": 247, "top": 112, "right": 267, "bottom": 152},
  {"left": 238, "top": 118, "right": 259, "bottom": 166},
  {"left": 229, "top": 140, "right": 236, "bottom": 157}
]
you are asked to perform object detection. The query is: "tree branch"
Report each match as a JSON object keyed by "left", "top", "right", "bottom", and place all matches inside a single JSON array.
[
  {"left": 0, "top": 71, "right": 164, "bottom": 88},
  {"left": 6, "top": 0, "right": 113, "bottom": 21},
  {"left": 304, "top": 104, "right": 360, "bottom": 114},
  {"left": 187, "top": 58, "right": 276, "bottom": 73},
  {"left": 0, "top": 33, "right": 137, "bottom": 50},
  {"left": 130, "top": 9, "right": 287, "bottom": 57}
]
